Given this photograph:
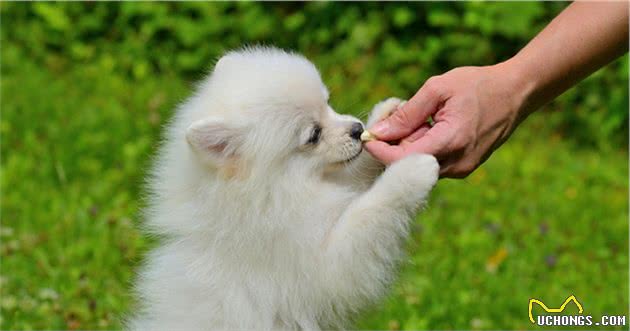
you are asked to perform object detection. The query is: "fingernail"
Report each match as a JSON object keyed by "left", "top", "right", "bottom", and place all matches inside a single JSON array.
[{"left": 371, "top": 121, "right": 389, "bottom": 136}]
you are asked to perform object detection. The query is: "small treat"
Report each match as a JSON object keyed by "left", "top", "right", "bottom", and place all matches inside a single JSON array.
[{"left": 360, "top": 130, "right": 377, "bottom": 142}]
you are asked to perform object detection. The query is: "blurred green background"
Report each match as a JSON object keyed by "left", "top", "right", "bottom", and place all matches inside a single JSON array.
[{"left": 1, "top": 2, "right": 628, "bottom": 330}]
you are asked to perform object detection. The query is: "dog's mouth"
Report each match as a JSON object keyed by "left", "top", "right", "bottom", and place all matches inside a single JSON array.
[{"left": 339, "top": 149, "right": 362, "bottom": 164}]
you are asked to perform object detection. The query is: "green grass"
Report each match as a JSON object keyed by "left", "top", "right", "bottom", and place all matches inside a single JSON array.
[{"left": 2, "top": 53, "right": 628, "bottom": 330}]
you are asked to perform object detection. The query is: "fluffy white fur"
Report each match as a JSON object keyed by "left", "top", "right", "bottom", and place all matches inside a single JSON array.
[{"left": 129, "top": 47, "right": 439, "bottom": 330}]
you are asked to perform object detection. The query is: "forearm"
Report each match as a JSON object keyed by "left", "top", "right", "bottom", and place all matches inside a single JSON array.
[{"left": 503, "top": 1, "right": 628, "bottom": 117}]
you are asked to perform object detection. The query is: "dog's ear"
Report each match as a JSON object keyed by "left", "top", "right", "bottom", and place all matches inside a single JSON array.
[{"left": 186, "top": 118, "right": 245, "bottom": 164}]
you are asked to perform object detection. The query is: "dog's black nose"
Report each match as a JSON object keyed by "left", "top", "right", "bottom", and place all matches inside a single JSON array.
[{"left": 349, "top": 122, "right": 364, "bottom": 140}]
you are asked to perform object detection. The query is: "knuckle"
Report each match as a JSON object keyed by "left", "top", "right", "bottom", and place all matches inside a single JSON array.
[
  {"left": 449, "top": 166, "right": 472, "bottom": 179},
  {"left": 455, "top": 161, "right": 476, "bottom": 178},
  {"left": 450, "top": 128, "right": 476, "bottom": 152},
  {"left": 425, "top": 76, "right": 441, "bottom": 86},
  {"left": 450, "top": 135, "right": 468, "bottom": 152},
  {"left": 423, "top": 76, "right": 444, "bottom": 96},
  {"left": 462, "top": 162, "right": 476, "bottom": 174},
  {"left": 391, "top": 108, "right": 413, "bottom": 129}
]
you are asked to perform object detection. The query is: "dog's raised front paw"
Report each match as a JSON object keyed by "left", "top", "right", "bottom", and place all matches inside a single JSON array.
[
  {"left": 383, "top": 153, "right": 439, "bottom": 194},
  {"left": 366, "top": 97, "right": 406, "bottom": 127}
]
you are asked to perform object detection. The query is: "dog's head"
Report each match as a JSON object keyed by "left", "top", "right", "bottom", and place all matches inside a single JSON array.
[{"left": 184, "top": 47, "right": 364, "bottom": 179}]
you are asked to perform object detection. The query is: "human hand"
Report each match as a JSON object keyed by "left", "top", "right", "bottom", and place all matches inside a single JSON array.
[{"left": 364, "top": 63, "right": 532, "bottom": 178}]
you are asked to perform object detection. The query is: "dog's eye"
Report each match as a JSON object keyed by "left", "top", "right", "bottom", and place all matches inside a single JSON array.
[{"left": 306, "top": 124, "right": 322, "bottom": 144}]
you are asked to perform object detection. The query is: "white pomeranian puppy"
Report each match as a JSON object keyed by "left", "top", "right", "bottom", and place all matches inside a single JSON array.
[{"left": 129, "top": 47, "right": 439, "bottom": 330}]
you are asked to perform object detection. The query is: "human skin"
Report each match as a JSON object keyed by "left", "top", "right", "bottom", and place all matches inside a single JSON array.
[{"left": 365, "top": 1, "right": 629, "bottom": 178}]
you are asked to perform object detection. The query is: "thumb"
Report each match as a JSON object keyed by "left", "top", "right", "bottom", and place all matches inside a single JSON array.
[{"left": 369, "top": 81, "right": 445, "bottom": 141}]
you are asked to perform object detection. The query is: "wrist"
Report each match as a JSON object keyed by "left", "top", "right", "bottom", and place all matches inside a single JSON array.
[{"left": 492, "top": 57, "right": 540, "bottom": 122}]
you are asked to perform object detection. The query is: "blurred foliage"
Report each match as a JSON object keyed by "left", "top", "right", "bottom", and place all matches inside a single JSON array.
[
  {"left": 1, "top": 2, "right": 628, "bottom": 330},
  {"left": 2, "top": 2, "right": 627, "bottom": 147}
]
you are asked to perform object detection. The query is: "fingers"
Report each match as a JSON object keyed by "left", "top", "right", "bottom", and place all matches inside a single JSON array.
[
  {"left": 364, "top": 121, "right": 454, "bottom": 165},
  {"left": 400, "top": 123, "right": 432, "bottom": 145},
  {"left": 369, "top": 80, "right": 446, "bottom": 141},
  {"left": 436, "top": 159, "right": 470, "bottom": 179},
  {"left": 435, "top": 159, "right": 458, "bottom": 178},
  {"left": 365, "top": 119, "right": 479, "bottom": 179},
  {"left": 363, "top": 141, "right": 409, "bottom": 165}
]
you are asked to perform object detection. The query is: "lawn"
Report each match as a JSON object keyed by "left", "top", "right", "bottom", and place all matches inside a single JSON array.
[{"left": 1, "top": 2, "right": 628, "bottom": 330}]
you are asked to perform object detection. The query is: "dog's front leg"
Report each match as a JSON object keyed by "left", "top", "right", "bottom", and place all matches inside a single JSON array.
[{"left": 321, "top": 154, "right": 438, "bottom": 305}]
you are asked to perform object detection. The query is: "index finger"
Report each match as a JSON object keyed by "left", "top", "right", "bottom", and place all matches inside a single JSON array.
[
  {"left": 370, "top": 78, "right": 446, "bottom": 141},
  {"left": 364, "top": 121, "right": 453, "bottom": 164}
]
